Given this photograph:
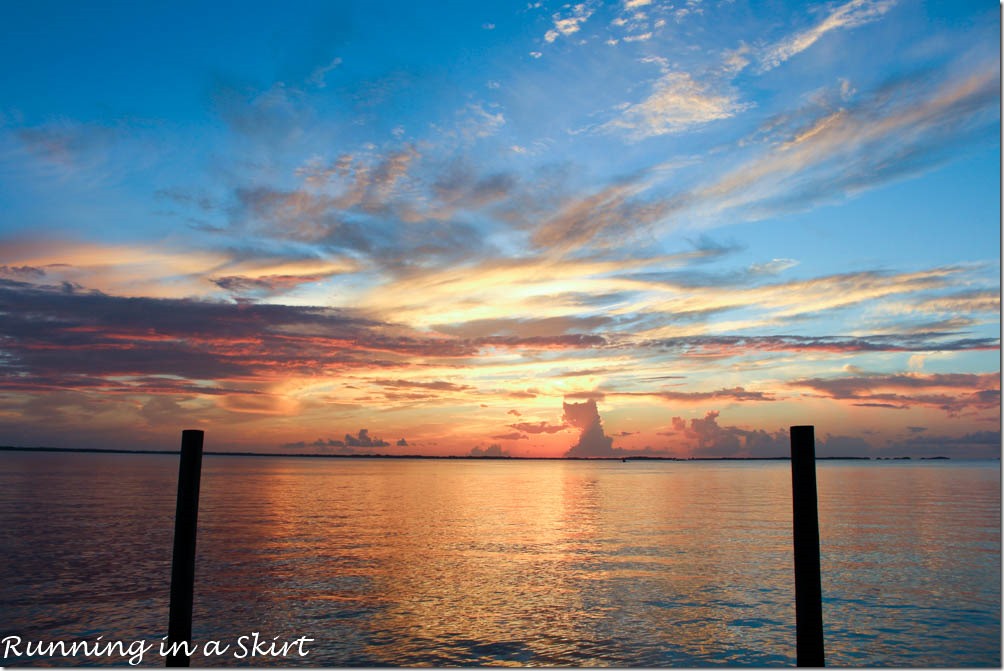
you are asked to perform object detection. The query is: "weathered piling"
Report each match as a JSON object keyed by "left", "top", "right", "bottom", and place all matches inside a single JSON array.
[
  {"left": 790, "top": 425, "right": 824, "bottom": 667},
  {"left": 167, "top": 430, "right": 204, "bottom": 667}
]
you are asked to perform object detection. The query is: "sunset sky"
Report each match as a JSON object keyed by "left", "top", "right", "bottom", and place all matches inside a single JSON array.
[{"left": 0, "top": 0, "right": 999, "bottom": 458}]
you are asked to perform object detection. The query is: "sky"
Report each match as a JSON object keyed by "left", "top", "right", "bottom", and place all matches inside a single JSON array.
[{"left": 0, "top": 0, "right": 999, "bottom": 458}]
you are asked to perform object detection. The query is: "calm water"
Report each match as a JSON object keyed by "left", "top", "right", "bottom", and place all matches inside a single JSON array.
[{"left": 0, "top": 453, "right": 999, "bottom": 667}]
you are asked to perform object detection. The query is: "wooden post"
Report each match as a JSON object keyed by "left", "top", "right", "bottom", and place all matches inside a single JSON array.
[
  {"left": 167, "top": 430, "right": 204, "bottom": 667},
  {"left": 790, "top": 425, "right": 824, "bottom": 667}
]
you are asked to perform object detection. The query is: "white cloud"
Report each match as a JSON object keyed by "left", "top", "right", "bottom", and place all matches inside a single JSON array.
[
  {"left": 544, "top": 3, "right": 595, "bottom": 43},
  {"left": 605, "top": 71, "right": 751, "bottom": 139},
  {"left": 721, "top": 44, "right": 751, "bottom": 75},
  {"left": 760, "top": 0, "right": 897, "bottom": 71}
]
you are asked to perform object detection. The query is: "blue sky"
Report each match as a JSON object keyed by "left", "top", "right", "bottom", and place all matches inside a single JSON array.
[{"left": 0, "top": 0, "right": 999, "bottom": 457}]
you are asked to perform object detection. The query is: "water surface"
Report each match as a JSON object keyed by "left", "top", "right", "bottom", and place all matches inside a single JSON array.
[{"left": 1, "top": 453, "right": 999, "bottom": 666}]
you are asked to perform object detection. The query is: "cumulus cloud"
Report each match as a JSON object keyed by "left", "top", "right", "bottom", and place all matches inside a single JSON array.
[
  {"left": 345, "top": 428, "right": 389, "bottom": 447},
  {"left": 545, "top": 3, "right": 595, "bottom": 42},
  {"left": 470, "top": 443, "right": 510, "bottom": 457},
  {"left": 562, "top": 399, "right": 616, "bottom": 457},
  {"left": 662, "top": 410, "right": 790, "bottom": 457},
  {"left": 282, "top": 428, "right": 394, "bottom": 451}
]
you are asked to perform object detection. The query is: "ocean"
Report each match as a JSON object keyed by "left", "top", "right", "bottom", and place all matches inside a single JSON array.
[{"left": 0, "top": 452, "right": 999, "bottom": 667}]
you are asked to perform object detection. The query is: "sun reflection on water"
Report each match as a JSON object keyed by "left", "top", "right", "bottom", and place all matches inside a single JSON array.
[{"left": 0, "top": 454, "right": 998, "bottom": 667}]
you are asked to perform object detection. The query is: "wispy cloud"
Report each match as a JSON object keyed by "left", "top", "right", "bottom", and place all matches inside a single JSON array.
[
  {"left": 759, "top": 0, "right": 897, "bottom": 72},
  {"left": 307, "top": 56, "right": 343, "bottom": 89},
  {"left": 663, "top": 61, "right": 1000, "bottom": 227}
]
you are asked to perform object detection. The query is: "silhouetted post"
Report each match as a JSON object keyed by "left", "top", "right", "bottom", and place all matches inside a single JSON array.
[
  {"left": 167, "top": 430, "right": 204, "bottom": 667},
  {"left": 790, "top": 425, "right": 824, "bottom": 667}
]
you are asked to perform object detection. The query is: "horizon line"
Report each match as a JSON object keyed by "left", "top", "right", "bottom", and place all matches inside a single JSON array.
[{"left": 0, "top": 445, "right": 965, "bottom": 461}]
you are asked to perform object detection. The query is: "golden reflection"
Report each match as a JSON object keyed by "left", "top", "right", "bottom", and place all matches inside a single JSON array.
[{"left": 173, "top": 458, "right": 998, "bottom": 666}]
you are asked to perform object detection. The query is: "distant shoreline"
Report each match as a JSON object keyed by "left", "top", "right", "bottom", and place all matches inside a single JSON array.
[{"left": 0, "top": 445, "right": 954, "bottom": 460}]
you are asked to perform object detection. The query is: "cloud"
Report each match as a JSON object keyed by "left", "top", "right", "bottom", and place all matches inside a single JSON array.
[
  {"left": 453, "top": 103, "right": 506, "bottom": 142},
  {"left": 12, "top": 121, "right": 123, "bottom": 180},
  {"left": 281, "top": 429, "right": 399, "bottom": 453},
  {"left": 470, "top": 443, "right": 510, "bottom": 457},
  {"left": 211, "top": 272, "right": 339, "bottom": 300},
  {"left": 672, "top": 62, "right": 1000, "bottom": 227},
  {"left": 564, "top": 391, "right": 607, "bottom": 402},
  {"left": 884, "top": 430, "right": 1001, "bottom": 459},
  {"left": 545, "top": 3, "right": 595, "bottom": 43},
  {"left": 0, "top": 265, "right": 45, "bottom": 280},
  {"left": 666, "top": 410, "right": 791, "bottom": 457},
  {"left": 430, "top": 165, "right": 518, "bottom": 212},
  {"left": 604, "top": 71, "right": 751, "bottom": 139},
  {"left": 643, "top": 331, "right": 998, "bottom": 358},
  {"left": 530, "top": 180, "right": 668, "bottom": 253},
  {"left": 491, "top": 432, "right": 528, "bottom": 441},
  {"left": 228, "top": 169, "right": 494, "bottom": 271},
  {"left": 344, "top": 428, "right": 389, "bottom": 447},
  {"left": 791, "top": 372, "right": 1001, "bottom": 416},
  {"left": 477, "top": 334, "right": 608, "bottom": 350},
  {"left": 759, "top": 0, "right": 897, "bottom": 72},
  {"left": 562, "top": 399, "right": 616, "bottom": 457},
  {"left": 308, "top": 56, "right": 343, "bottom": 88},
  {"left": 510, "top": 421, "right": 567, "bottom": 434},
  {"left": 213, "top": 81, "right": 312, "bottom": 149},
  {"left": 628, "top": 265, "right": 997, "bottom": 337},
  {"left": 374, "top": 379, "right": 474, "bottom": 392},
  {"left": 909, "top": 290, "right": 1000, "bottom": 315},
  {"left": 0, "top": 278, "right": 480, "bottom": 393},
  {"left": 643, "top": 387, "right": 776, "bottom": 403}
]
